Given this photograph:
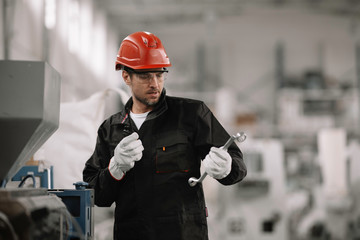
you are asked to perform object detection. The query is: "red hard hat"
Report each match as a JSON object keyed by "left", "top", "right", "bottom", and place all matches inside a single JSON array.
[{"left": 115, "top": 31, "right": 171, "bottom": 70}]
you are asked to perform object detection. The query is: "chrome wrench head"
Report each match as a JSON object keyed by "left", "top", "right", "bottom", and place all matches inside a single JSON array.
[
  {"left": 237, "top": 132, "right": 247, "bottom": 142},
  {"left": 188, "top": 173, "right": 207, "bottom": 187},
  {"left": 223, "top": 132, "right": 246, "bottom": 150}
]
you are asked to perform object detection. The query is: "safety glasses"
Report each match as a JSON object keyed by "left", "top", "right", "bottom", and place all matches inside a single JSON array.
[{"left": 126, "top": 68, "right": 168, "bottom": 83}]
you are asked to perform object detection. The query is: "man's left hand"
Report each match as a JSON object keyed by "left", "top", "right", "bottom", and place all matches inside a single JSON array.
[{"left": 203, "top": 147, "right": 232, "bottom": 179}]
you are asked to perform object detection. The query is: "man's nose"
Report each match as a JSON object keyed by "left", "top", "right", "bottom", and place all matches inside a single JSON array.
[{"left": 148, "top": 74, "right": 160, "bottom": 86}]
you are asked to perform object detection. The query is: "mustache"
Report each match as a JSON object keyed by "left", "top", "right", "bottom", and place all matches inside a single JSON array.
[{"left": 146, "top": 89, "right": 160, "bottom": 94}]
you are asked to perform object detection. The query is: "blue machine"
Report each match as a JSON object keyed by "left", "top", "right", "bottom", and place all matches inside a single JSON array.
[
  {"left": 49, "top": 182, "right": 94, "bottom": 240},
  {"left": 12, "top": 165, "right": 54, "bottom": 188}
]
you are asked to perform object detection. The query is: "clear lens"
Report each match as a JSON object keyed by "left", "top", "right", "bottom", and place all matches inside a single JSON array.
[
  {"left": 125, "top": 68, "right": 168, "bottom": 83},
  {"left": 135, "top": 71, "right": 167, "bottom": 83}
]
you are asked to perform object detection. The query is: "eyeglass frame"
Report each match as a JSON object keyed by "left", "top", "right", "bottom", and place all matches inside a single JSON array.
[{"left": 123, "top": 67, "right": 169, "bottom": 83}]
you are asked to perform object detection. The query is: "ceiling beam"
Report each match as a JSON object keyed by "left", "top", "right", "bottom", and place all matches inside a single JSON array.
[{"left": 98, "top": 0, "right": 360, "bottom": 29}]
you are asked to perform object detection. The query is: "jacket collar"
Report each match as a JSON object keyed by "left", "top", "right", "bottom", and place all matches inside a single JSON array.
[
  {"left": 147, "top": 89, "right": 167, "bottom": 121},
  {"left": 114, "top": 89, "right": 168, "bottom": 125}
]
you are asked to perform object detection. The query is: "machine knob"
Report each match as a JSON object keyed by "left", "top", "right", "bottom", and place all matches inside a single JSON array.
[{"left": 73, "top": 181, "right": 89, "bottom": 190}]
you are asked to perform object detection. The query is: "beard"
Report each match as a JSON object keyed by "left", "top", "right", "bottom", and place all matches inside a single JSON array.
[{"left": 133, "top": 89, "right": 160, "bottom": 107}]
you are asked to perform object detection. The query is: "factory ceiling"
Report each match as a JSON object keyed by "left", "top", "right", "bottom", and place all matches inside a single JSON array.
[{"left": 98, "top": 0, "right": 360, "bottom": 30}]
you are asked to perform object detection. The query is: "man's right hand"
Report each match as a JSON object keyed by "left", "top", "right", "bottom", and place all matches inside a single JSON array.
[{"left": 108, "top": 132, "right": 144, "bottom": 180}]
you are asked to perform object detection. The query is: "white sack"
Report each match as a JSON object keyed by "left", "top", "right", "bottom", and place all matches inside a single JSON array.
[{"left": 39, "top": 88, "right": 129, "bottom": 189}]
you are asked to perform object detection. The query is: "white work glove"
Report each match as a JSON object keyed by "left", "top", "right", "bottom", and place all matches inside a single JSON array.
[
  {"left": 108, "top": 132, "right": 144, "bottom": 180},
  {"left": 203, "top": 147, "right": 232, "bottom": 179}
]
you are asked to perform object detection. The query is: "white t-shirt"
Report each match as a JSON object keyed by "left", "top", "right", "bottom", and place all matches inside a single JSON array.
[{"left": 130, "top": 111, "right": 150, "bottom": 129}]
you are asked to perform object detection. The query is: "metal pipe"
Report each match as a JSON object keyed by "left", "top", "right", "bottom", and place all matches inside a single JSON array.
[
  {"left": 357, "top": 41, "right": 360, "bottom": 133},
  {"left": 2, "top": 0, "right": 16, "bottom": 60},
  {"left": 2, "top": 0, "right": 9, "bottom": 59}
]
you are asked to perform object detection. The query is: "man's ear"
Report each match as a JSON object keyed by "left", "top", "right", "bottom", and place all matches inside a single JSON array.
[{"left": 122, "top": 71, "right": 131, "bottom": 86}]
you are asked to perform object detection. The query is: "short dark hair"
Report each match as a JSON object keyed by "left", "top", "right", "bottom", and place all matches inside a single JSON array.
[{"left": 122, "top": 66, "right": 134, "bottom": 77}]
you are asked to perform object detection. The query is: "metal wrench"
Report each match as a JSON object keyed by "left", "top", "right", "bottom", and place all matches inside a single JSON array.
[{"left": 188, "top": 132, "right": 247, "bottom": 187}]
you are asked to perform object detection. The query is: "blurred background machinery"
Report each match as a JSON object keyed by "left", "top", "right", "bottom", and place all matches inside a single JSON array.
[{"left": 213, "top": 139, "right": 288, "bottom": 240}]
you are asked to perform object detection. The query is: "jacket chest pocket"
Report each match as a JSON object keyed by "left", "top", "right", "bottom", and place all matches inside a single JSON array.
[{"left": 155, "top": 132, "right": 195, "bottom": 173}]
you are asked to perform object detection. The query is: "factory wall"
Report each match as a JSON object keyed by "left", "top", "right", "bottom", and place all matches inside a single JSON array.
[
  {"left": 1, "top": 1, "right": 356, "bottom": 114},
  {"left": 1, "top": 0, "right": 122, "bottom": 103},
  {"left": 139, "top": 8, "right": 357, "bottom": 133},
  {"left": 157, "top": 8, "right": 356, "bottom": 91}
]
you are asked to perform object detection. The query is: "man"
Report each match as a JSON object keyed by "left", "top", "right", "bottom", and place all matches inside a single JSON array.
[{"left": 83, "top": 31, "right": 247, "bottom": 240}]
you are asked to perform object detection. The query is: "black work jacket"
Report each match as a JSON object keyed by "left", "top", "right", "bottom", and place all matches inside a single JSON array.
[{"left": 83, "top": 90, "right": 247, "bottom": 240}]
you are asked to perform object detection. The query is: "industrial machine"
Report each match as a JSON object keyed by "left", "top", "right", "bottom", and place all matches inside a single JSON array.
[
  {"left": 211, "top": 138, "right": 289, "bottom": 240},
  {"left": 49, "top": 182, "right": 94, "bottom": 239},
  {"left": 0, "top": 60, "right": 94, "bottom": 240}
]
